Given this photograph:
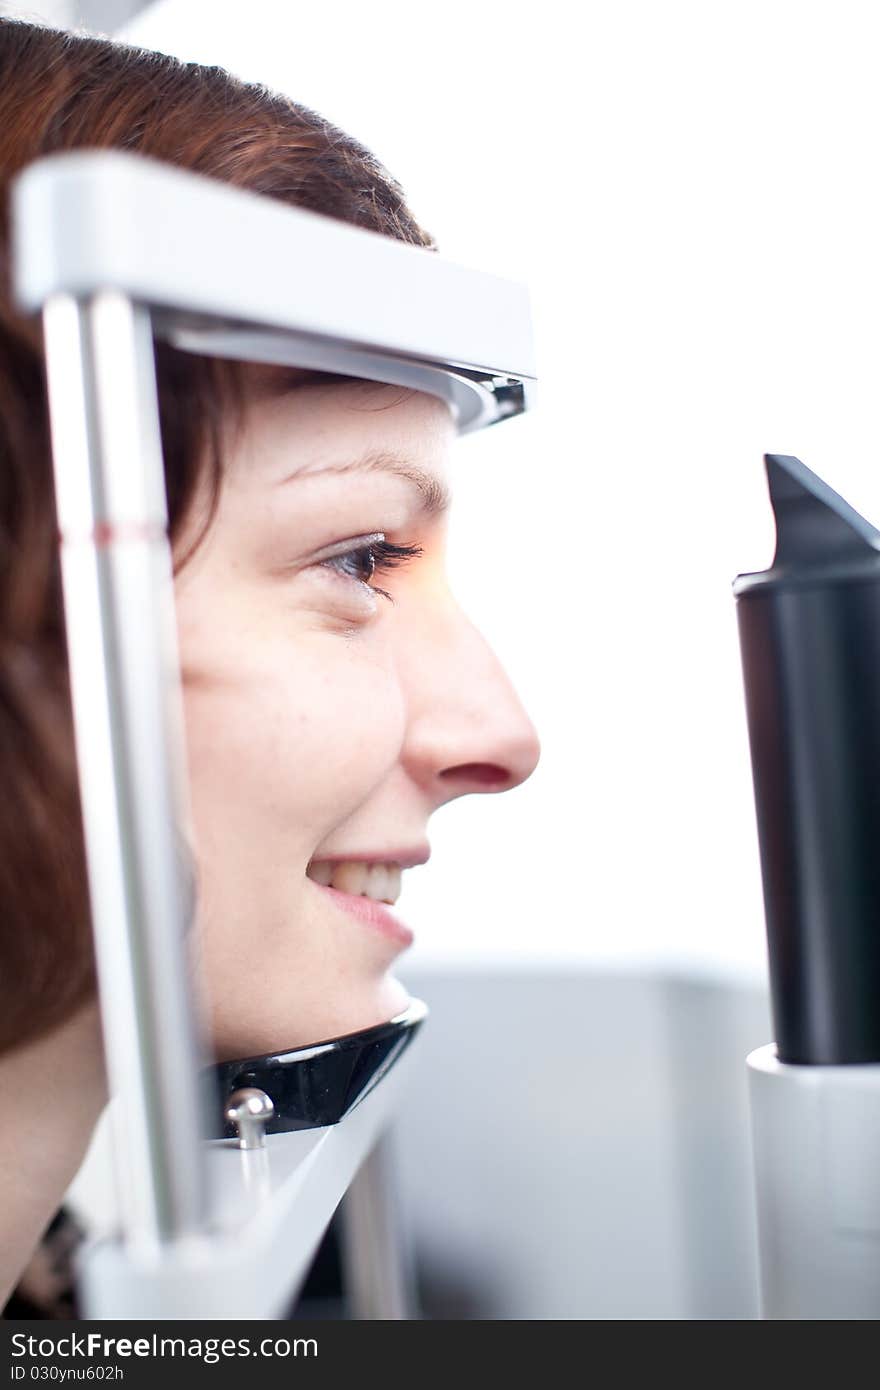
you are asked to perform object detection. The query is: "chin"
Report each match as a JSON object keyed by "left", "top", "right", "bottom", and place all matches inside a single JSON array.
[{"left": 209, "top": 971, "right": 411, "bottom": 1062}]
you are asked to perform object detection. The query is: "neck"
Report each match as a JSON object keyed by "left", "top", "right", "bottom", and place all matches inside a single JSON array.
[{"left": 0, "top": 999, "right": 107, "bottom": 1310}]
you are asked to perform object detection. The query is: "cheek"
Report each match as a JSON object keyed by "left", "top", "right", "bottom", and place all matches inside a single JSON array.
[{"left": 180, "top": 636, "right": 406, "bottom": 852}]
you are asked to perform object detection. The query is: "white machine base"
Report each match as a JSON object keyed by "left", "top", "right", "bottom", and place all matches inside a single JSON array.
[{"left": 747, "top": 1043, "right": 880, "bottom": 1319}]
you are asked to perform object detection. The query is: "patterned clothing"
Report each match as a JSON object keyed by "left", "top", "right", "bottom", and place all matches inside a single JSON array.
[{"left": 2, "top": 1206, "right": 84, "bottom": 1319}]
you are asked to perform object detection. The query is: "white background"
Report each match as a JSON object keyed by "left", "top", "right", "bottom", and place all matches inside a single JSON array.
[{"left": 10, "top": 0, "right": 880, "bottom": 983}]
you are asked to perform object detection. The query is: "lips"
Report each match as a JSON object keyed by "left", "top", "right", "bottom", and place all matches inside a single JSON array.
[
  {"left": 307, "top": 879, "right": 414, "bottom": 948},
  {"left": 305, "top": 846, "right": 427, "bottom": 948}
]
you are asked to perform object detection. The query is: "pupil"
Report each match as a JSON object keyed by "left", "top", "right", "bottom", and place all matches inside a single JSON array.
[{"left": 358, "top": 547, "right": 376, "bottom": 581}]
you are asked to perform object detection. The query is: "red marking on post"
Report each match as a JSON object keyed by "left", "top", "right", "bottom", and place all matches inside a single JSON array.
[{"left": 57, "top": 520, "right": 166, "bottom": 547}]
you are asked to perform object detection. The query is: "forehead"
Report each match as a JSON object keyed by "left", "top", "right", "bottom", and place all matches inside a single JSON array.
[{"left": 230, "top": 378, "right": 457, "bottom": 485}]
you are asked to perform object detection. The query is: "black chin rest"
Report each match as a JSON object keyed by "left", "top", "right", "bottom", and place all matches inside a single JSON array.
[{"left": 204, "top": 997, "right": 428, "bottom": 1139}]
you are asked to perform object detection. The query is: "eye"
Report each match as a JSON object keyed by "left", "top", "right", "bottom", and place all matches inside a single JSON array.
[{"left": 319, "top": 533, "right": 423, "bottom": 602}]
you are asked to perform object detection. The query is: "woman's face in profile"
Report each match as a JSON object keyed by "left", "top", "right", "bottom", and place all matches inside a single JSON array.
[{"left": 173, "top": 380, "right": 540, "bottom": 1061}]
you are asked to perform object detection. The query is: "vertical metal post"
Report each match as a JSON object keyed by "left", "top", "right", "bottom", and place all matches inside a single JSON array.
[
  {"left": 42, "top": 289, "right": 208, "bottom": 1254},
  {"left": 341, "top": 1131, "right": 417, "bottom": 1319}
]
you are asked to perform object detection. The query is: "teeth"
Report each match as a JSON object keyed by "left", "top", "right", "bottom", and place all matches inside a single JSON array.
[
  {"left": 307, "top": 861, "right": 334, "bottom": 886},
  {"left": 307, "top": 860, "right": 403, "bottom": 904}
]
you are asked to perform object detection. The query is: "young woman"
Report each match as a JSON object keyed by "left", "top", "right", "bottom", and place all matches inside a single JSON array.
[{"left": 0, "top": 19, "right": 541, "bottom": 1311}]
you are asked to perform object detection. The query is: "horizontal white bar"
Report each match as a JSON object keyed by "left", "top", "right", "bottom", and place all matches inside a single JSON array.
[{"left": 11, "top": 150, "right": 537, "bottom": 383}]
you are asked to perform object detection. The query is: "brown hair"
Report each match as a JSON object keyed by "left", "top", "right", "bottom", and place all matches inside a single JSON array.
[{"left": 0, "top": 18, "right": 436, "bottom": 1054}]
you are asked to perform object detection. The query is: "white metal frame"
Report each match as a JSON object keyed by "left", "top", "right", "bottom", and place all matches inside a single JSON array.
[{"left": 10, "top": 149, "right": 536, "bottom": 1320}]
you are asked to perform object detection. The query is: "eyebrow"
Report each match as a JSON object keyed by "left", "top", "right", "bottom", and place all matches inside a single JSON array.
[{"left": 275, "top": 448, "right": 452, "bottom": 519}]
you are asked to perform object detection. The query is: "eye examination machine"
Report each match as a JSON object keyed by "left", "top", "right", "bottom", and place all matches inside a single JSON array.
[{"left": 9, "top": 149, "right": 536, "bottom": 1320}]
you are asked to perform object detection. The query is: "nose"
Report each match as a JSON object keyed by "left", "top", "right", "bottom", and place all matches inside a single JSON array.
[{"left": 397, "top": 597, "right": 541, "bottom": 805}]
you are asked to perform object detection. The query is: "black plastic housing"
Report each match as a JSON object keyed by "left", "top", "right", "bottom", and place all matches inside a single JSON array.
[{"left": 734, "top": 454, "right": 880, "bottom": 1064}]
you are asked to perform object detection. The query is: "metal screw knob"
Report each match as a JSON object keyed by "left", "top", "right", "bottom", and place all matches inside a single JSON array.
[{"left": 225, "top": 1087, "right": 275, "bottom": 1150}]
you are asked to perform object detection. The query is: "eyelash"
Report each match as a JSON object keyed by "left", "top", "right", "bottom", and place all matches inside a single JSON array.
[{"left": 320, "top": 536, "right": 424, "bottom": 602}]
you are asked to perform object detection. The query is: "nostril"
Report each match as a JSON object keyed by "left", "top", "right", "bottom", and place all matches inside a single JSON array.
[{"left": 439, "top": 762, "right": 512, "bottom": 789}]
